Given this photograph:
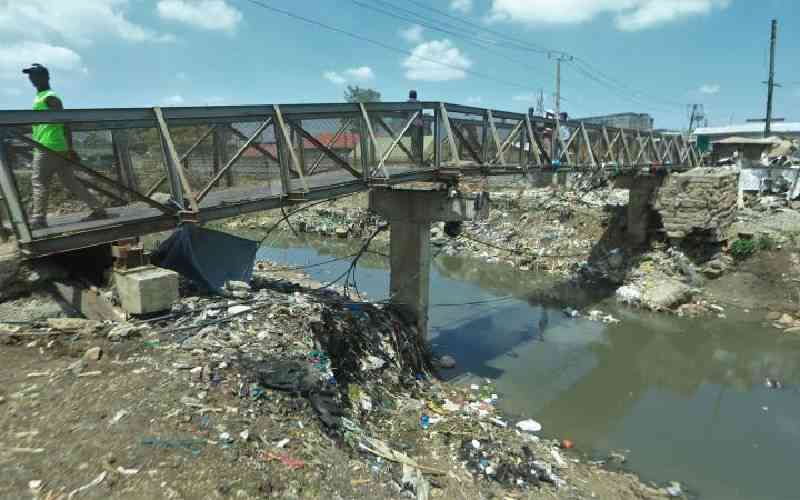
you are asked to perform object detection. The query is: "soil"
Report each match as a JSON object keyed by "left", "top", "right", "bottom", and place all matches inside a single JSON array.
[{"left": 0, "top": 266, "right": 674, "bottom": 500}]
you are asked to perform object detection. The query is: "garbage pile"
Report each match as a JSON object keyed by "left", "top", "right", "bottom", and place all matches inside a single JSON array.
[{"left": 120, "top": 263, "right": 616, "bottom": 498}]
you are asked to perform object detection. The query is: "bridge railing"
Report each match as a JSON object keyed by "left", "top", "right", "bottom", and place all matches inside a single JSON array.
[{"left": 0, "top": 101, "right": 698, "bottom": 254}]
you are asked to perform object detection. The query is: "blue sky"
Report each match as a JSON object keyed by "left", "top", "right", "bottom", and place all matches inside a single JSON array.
[{"left": 0, "top": 0, "right": 798, "bottom": 129}]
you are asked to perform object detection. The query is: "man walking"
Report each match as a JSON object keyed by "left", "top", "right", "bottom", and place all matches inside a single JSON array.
[{"left": 23, "top": 63, "right": 106, "bottom": 229}]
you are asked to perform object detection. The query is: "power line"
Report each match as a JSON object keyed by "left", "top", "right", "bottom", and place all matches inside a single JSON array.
[
  {"left": 392, "top": 0, "right": 686, "bottom": 112},
  {"left": 351, "top": 0, "right": 558, "bottom": 98},
  {"left": 237, "top": 0, "right": 542, "bottom": 93}
]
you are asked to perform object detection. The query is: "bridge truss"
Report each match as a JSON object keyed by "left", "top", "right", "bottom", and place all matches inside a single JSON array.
[{"left": 0, "top": 101, "right": 698, "bottom": 257}]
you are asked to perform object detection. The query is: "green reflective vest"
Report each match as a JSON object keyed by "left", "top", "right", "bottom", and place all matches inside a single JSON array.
[{"left": 32, "top": 90, "right": 68, "bottom": 152}]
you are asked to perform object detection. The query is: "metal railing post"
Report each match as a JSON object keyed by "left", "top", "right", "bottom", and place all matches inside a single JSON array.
[{"left": 0, "top": 133, "right": 32, "bottom": 242}]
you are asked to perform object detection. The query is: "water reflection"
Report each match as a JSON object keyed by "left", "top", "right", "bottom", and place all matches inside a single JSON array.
[{"left": 258, "top": 235, "right": 800, "bottom": 500}]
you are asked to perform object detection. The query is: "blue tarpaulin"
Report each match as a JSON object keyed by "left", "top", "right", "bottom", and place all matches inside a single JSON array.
[{"left": 153, "top": 225, "right": 258, "bottom": 294}]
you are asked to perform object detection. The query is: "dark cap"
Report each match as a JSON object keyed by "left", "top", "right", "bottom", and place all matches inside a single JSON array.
[{"left": 22, "top": 64, "right": 49, "bottom": 77}]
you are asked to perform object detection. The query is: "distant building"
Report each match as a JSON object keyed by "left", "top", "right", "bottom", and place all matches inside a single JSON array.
[
  {"left": 693, "top": 122, "right": 800, "bottom": 154},
  {"left": 576, "top": 112, "right": 654, "bottom": 131}
]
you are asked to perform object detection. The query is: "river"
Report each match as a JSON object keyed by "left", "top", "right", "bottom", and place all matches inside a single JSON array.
[{"left": 259, "top": 233, "right": 800, "bottom": 500}]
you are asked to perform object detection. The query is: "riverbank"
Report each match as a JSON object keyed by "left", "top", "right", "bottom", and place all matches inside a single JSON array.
[
  {"left": 221, "top": 177, "right": 800, "bottom": 320},
  {"left": 0, "top": 262, "right": 677, "bottom": 500}
]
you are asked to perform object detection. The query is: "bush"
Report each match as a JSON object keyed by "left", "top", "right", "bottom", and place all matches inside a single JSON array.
[
  {"left": 757, "top": 233, "right": 776, "bottom": 251},
  {"left": 730, "top": 238, "right": 756, "bottom": 261}
]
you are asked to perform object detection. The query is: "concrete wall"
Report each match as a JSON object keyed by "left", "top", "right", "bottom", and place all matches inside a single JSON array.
[{"left": 654, "top": 168, "right": 738, "bottom": 241}]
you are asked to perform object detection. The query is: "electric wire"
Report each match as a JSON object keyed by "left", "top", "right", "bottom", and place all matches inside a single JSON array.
[
  {"left": 389, "top": 0, "right": 687, "bottom": 112},
  {"left": 236, "top": 0, "right": 542, "bottom": 93}
]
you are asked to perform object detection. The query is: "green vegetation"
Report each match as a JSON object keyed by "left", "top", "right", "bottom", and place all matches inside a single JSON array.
[
  {"left": 344, "top": 86, "right": 381, "bottom": 103},
  {"left": 757, "top": 233, "right": 777, "bottom": 252},
  {"left": 730, "top": 238, "right": 756, "bottom": 261}
]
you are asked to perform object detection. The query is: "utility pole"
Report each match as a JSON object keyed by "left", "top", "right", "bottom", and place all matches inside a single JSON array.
[
  {"left": 549, "top": 52, "right": 573, "bottom": 162},
  {"left": 764, "top": 19, "right": 778, "bottom": 137}
]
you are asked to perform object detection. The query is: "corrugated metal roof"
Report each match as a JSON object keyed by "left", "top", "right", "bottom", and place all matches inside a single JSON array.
[
  {"left": 712, "top": 136, "right": 784, "bottom": 145},
  {"left": 695, "top": 123, "right": 800, "bottom": 136}
]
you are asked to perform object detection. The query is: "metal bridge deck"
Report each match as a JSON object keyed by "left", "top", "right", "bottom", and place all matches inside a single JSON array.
[{"left": 0, "top": 101, "right": 698, "bottom": 258}]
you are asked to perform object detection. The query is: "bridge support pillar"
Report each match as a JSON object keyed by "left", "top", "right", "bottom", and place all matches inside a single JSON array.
[
  {"left": 616, "top": 176, "right": 665, "bottom": 248},
  {"left": 370, "top": 188, "right": 488, "bottom": 339}
]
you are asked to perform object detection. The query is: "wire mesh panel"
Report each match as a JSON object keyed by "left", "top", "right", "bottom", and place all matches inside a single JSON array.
[
  {"left": 363, "top": 108, "right": 426, "bottom": 179},
  {"left": 287, "top": 115, "right": 362, "bottom": 181}
]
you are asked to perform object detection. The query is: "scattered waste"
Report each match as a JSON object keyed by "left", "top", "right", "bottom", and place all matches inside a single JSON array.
[
  {"left": 516, "top": 419, "right": 542, "bottom": 433},
  {"left": 67, "top": 471, "right": 107, "bottom": 500}
]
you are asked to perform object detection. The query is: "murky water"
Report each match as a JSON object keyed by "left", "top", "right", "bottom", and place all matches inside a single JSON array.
[{"left": 259, "top": 234, "right": 800, "bottom": 500}]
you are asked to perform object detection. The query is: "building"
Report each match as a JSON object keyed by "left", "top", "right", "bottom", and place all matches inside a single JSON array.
[
  {"left": 693, "top": 122, "right": 800, "bottom": 153},
  {"left": 576, "top": 112, "right": 654, "bottom": 131}
]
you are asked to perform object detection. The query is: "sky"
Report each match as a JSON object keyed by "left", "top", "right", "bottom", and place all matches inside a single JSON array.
[{"left": 0, "top": 0, "right": 798, "bottom": 129}]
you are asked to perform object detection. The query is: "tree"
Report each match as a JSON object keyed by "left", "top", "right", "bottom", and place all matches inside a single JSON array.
[{"left": 344, "top": 86, "right": 381, "bottom": 103}]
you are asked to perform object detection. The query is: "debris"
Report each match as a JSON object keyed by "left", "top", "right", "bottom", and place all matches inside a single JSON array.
[
  {"left": 116, "top": 467, "right": 139, "bottom": 475},
  {"left": 28, "top": 480, "right": 42, "bottom": 491},
  {"left": 77, "top": 371, "right": 102, "bottom": 378},
  {"left": 67, "top": 471, "right": 107, "bottom": 500},
  {"left": 560, "top": 439, "right": 574, "bottom": 449},
  {"left": 665, "top": 481, "right": 683, "bottom": 497},
  {"left": 108, "top": 323, "right": 142, "bottom": 341},
  {"left": 9, "top": 447, "right": 45, "bottom": 454},
  {"left": 275, "top": 438, "right": 290, "bottom": 449},
  {"left": 434, "top": 355, "right": 456, "bottom": 369},
  {"left": 83, "top": 347, "right": 102, "bottom": 361},
  {"left": 26, "top": 371, "right": 51, "bottom": 378},
  {"left": 516, "top": 419, "right": 542, "bottom": 433},
  {"left": 261, "top": 451, "right": 305, "bottom": 470},
  {"left": 109, "top": 409, "right": 129, "bottom": 426}
]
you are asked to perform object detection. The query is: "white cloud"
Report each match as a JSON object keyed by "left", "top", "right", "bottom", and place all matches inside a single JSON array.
[
  {"left": 157, "top": 0, "right": 242, "bottom": 32},
  {"left": 489, "top": 0, "right": 731, "bottom": 31},
  {"left": 344, "top": 66, "right": 375, "bottom": 81},
  {"left": 323, "top": 67, "right": 375, "bottom": 85},
  {"left": 163, "top": 95, "right": 185, "bottom": 105},
  {"left": 466, "top": 96, "right": 483, "bottom": 105},
  {"left": 699, "top": 83, "right": 720, "bottom": 94},
  {"left": 323, "top": 71, "right": 347, "bottom": 85},
  {"left": 450, "top": 0, "right": 473, "bottom": 14},
  {"left": 400, "top": 24, "right": 424, "bottom": 43},
  {"left": 0, "top": 42, "right": 85, "bottom": 80},
  {"left": 403, "top": 39, "right": 472, "bottom": 82},
  {"left": 0, "top": 0, "right": 173, "bottom": 45}
]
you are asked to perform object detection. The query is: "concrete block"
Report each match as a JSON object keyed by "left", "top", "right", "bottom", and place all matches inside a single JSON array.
[{"left": 114, "top": 265, "right": 179, "bottom": 315}]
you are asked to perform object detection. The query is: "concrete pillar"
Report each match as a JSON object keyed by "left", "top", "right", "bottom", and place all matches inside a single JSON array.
[
  {"left": 370, "top": 188, "right": 488, "bottom": 340},
  {"left": 621, "top": 177, "right": 663, "bottom": 248},
  {"left": 389, "top": 220, "right": 431, "bottom": 335}
]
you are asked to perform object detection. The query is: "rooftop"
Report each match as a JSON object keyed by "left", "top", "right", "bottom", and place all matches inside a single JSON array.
[{"left": 695, "top": 123, "right": 800, "bottom": 136}]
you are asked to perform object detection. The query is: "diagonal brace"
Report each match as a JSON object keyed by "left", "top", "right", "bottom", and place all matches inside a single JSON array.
[
  {"left": 12, "top": 133, "right": 175, "bottom": 215},
  {"left": 288, "top": 119, "right": 361, "bottom": 178},
  {"left": 197, "top": 117, "right": 273, "bottom": 201}
]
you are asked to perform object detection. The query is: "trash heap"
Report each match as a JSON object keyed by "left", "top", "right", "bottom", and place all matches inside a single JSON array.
[{"left": 115, "top": 263, "right": 634, "bottom": 499}]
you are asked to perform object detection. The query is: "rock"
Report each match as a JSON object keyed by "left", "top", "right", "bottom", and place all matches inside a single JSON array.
[
  {"left": 778, "top": 313, "right": 795, "bottom": 326},
  {"left": 615, "top": 285, "right": 642, "bottom": 305},
  {"left": 83, "top": 347, "right": 102, "bottom": 361},
  {"left": 435, "top": 355, "right": 457, "bottom": 369},
  {"left": 68, "top": 359, "right": 87, "bottom": 375},
  {"left": 47, "top": 318, "right": 101, "bottom": 333},
  {"left": 783, "top": 326, "right": 800, "bottom": 334},
  {"left": 107, "top": 323, "right": 142, "bottom": 341},
  {"left": 766, "top": 311, "right": 782, "bottom": 321},
  {"left": 190, "top": 366, "right": 203, "bottom": 382},
  {"left": 516, "top": 419, "right": 542, "bottom": 433},
  {"left": 642, "top": 279, "right": 691, "bottom": 310},
  {"left": 225, "top": 281, "right": 251, "bottom": 292}
]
